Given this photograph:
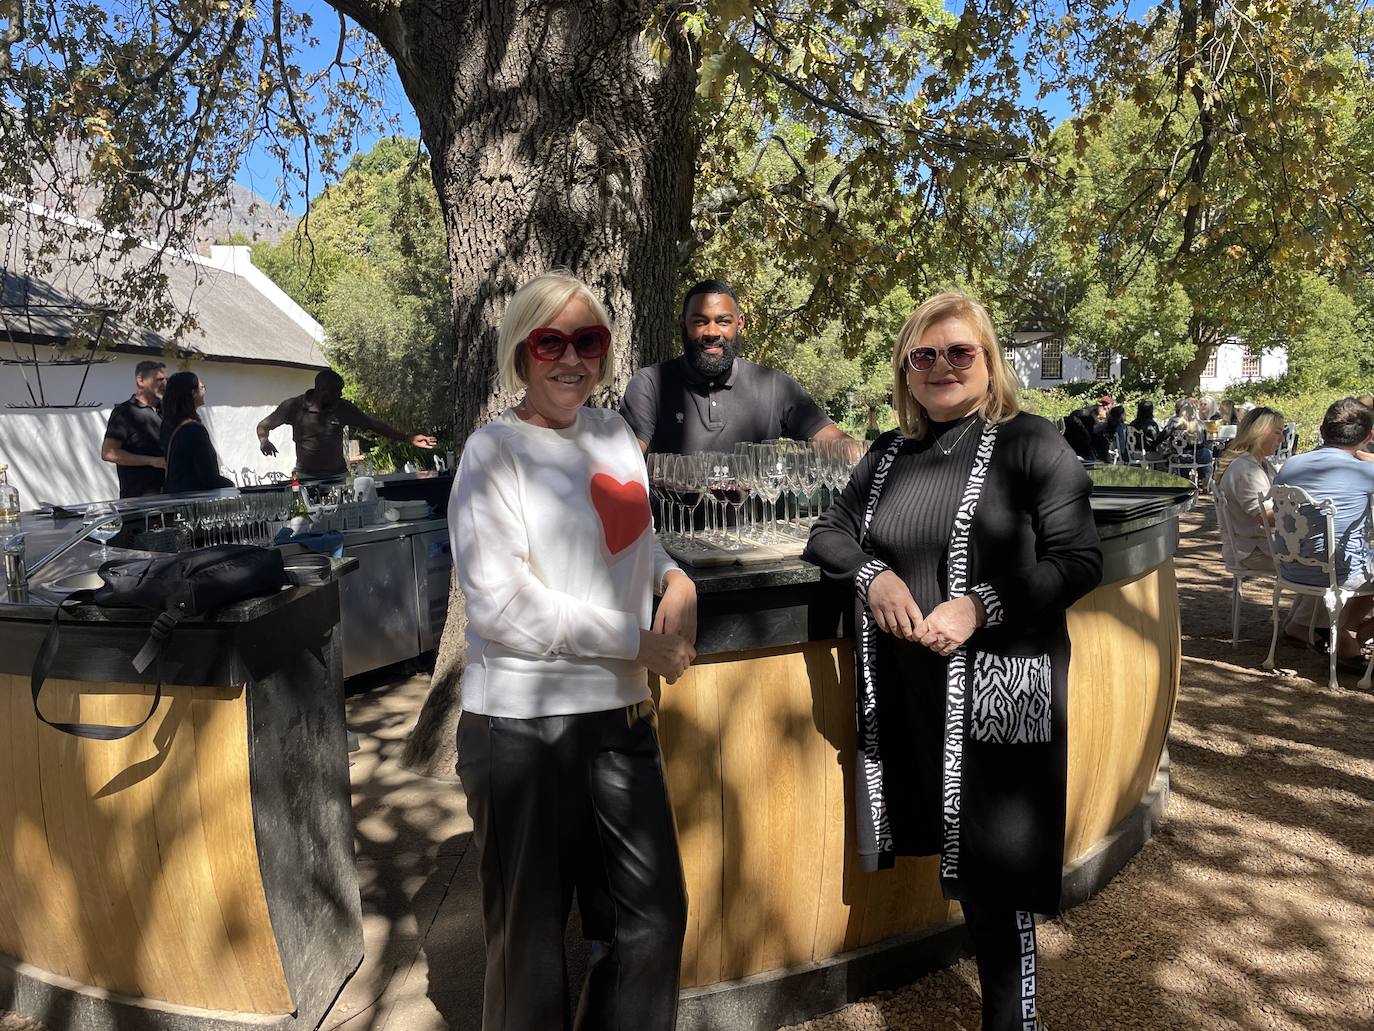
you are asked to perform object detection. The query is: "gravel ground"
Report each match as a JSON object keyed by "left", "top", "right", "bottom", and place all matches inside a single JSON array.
[
  {"left": 784, "top": 499, "right": 1374, "bottom": 1031},
  {"left": 5, "top": 500, "right": 1372, "bottom": 1031}
]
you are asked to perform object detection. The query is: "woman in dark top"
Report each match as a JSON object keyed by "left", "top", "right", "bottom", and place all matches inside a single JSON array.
[
  {"left": 160, "top": 372, "right": 234, "bottom": 494},
  {"left": 1104, "top": 404, "right": 1130, "bottom": 461},
  {"left": 803, "top": 291, "right": 1102, "bottom": 1031},
  {"left": 1129, "top": 401, "right": 1161, "bottom": 451}
]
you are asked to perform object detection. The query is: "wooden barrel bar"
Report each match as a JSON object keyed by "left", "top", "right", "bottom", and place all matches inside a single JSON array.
[
  {"left": 660, "top": 473, "right": 1192, "bottom": 1029},
  {"left": 0, "top": 565, "right": 362, "bottom": 1031}
]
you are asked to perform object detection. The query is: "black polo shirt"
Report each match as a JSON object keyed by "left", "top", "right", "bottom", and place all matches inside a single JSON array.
[
  {"left": 103, "top": 395, "right": 164, "bottom": 497},
  {"left": 620, "top": 355, "right": 832, "bottom": 454}
]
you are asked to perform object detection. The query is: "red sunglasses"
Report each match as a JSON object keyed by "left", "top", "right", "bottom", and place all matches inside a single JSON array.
[{"left": 525, "top": 324, "right": 611, "bottom": 362}]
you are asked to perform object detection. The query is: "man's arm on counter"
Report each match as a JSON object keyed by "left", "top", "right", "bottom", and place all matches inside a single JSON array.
[
  {"left": 343, "top": 401, "right": 437, "bottom": 449},
  {"left": 100, "top": 436, "right": 165, "bottom": 470}
]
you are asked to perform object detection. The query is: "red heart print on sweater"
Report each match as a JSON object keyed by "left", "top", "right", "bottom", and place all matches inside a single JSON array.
[{"left": 590, "top": 473, "right": 651, "bottom": 556}]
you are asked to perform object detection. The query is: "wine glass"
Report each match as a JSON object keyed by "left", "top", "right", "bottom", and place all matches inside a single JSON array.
[
  {"left": 710, "top": 453, "right": 752, "bottom": 548},
  {"left": 756, "top": 442, "right": 787, "bottom": 538},
  {"left": 673, "top": 453, "right": 708, "bottom": 548},
  {"left": 646, "top": 453, "right": 671, "bottom": 538},
  {"left": 85, "top": 502, "right": 122, "bottom": 562},
  {"left": 798, "top": 445, "right": 821, "bottom": 524}
]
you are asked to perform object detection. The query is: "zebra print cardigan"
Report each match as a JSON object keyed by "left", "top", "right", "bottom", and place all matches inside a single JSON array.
[{"left": 803, "top": 412, "right": 1102, "bottom": 912}]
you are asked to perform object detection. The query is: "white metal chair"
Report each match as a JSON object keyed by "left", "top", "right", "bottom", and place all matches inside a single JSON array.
[
  {"left": 1261, "top": 484, "right": 1374, "bottom": 690},
  {"left": 262, "top": 471, "right": 288, "bottom": 484},
  {"left": 239, "top": 467, "right": 259, "bottom": 486},
  {"left": 1162, "top": 428, "right": 1211, "bottom": 489},
  {"left": 1214, "top": 484, "right": 1272, "bottom": 647}
]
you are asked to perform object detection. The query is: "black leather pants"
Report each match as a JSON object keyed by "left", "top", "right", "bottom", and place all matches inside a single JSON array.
[
  {"left": 963, "top": 902, "right": 1041, "bottom": 1031},
  {"left": 457, "top": 703, "right": 687, "bottom": 1031}
]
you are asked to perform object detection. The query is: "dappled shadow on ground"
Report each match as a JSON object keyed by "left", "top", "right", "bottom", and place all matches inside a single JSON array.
[{"left": 789, "top": 498, "right": 1374, "bottom": 1031}]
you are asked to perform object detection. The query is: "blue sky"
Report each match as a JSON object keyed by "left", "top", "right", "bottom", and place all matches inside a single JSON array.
[{"left": 232, "top": 0, "right": 418, "bottom": 215}]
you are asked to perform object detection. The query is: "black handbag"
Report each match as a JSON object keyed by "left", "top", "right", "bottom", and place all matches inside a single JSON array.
[{"left": 31, "top": 545, "right": 287, "bottom": 740}]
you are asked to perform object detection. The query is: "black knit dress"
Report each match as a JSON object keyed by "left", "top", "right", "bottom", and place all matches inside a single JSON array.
[{"left": 865, "top": 415, "right": 980, "bottom": 856}]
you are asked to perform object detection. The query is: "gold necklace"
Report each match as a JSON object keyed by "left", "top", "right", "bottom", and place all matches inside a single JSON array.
[{"left": 933, "top": 415, "right": 980, "bottom": 457}]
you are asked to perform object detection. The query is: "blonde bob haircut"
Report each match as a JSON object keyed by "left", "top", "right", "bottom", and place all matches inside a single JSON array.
[
  {"left": 891, "top": 290, "right": 1020, "bottom": 439},
  {"left": 1216, "top": 405, "right": 1285, "bottom": 482},
  {"left": 496, "top": 271, "right": 614, "bottom": 395}
]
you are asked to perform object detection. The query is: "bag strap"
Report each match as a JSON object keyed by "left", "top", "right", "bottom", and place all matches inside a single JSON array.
[{"left": 31, "top": 594, "right": 174, "bottom": 741}]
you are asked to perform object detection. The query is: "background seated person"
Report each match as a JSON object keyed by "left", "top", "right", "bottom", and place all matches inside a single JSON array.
[
  {"left": 620, "top": 278, "right": 848, "bottom": 454},
  {"left": 1215, "top": 407, "right": 1286, "bottom": 572},
  {"left": 1272, "top": 397, "right": 1374, "bottom": 668},
  {"left": 1062, "top": 403, "right": 1103, "bottom": 461},
  {"left": 1128, "top": 401, "right": 1162, "bottom": 452}
]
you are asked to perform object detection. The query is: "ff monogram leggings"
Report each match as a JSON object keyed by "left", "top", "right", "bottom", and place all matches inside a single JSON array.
[
  {"left": 457, "top": 703, "right": 687, "bottom": 1031},
  {"left": 962, "top": 901, "right": 1041, "bottom": 1031}
]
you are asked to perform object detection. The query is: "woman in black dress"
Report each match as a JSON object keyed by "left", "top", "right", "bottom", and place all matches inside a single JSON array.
[
  {"left": 160, "top": 371, "right": 235, "bottom": 493},
  {"left": 803, "top": 291, "right": 1102, "bottom": 1031}
]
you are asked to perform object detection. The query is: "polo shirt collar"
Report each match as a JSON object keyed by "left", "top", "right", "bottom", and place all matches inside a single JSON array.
[
  {"left": 130, "top": 393, "right": 158, "bottom": 412},
  {"left": 678, "top": 353, "right": 739, "bottom": 390}
]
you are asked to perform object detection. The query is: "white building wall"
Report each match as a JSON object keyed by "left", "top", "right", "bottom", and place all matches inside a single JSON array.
[
  {"left": 1008, "top": 333, "right": 1120, "bottom": 390},
  {"left": 1199, "top": 342, "right": 1288, "bottom": 393},
  {"left": 0, "top": 346, "right": 314, "bottom": 506}
]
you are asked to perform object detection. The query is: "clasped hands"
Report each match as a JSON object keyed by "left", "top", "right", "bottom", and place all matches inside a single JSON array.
[{"left": 866, "top": 569, "right": 981, "bottom": 657}]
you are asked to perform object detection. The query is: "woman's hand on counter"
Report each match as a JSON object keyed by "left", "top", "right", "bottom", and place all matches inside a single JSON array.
[
  {"left": 867, "top": 570, "right": 924, "bottom": 641},
  {"left": 638, "top": 628, "right": 696, "bottom": 685},
  {"left": 653, "top": 570, "right": 698, "bottom": 646},
  {"left": 914, "top": 596, "right": 982, "bottom": 657}
]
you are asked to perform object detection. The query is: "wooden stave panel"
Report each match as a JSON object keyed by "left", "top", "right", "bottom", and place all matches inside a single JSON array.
[
  {"left": 0, "top": 675, "right": 292, "bottom": 1013},
  {"left": 662, "top": 565, "right": 1179, "bottom": 990},
  {"left": 1064, "top": 564, "right": 1179, "bottom": 862}
]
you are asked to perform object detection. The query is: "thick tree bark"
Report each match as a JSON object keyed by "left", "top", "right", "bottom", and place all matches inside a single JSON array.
[
  {"left": 1164, "top": 316, "right": 1219, "bottom": 394},
  {"left": 351, "top": 2, "right": 698, "bottom": 776}
]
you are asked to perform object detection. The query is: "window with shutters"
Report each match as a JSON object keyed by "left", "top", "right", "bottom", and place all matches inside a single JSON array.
[
  {"left": 1041, "top": 337, "right": 1063, "bottom": 380},
  {"left": 1203, "top": 351, "right": 1218, "bottom": 378},
  {"left": 1241, "top": 352, "right": 1261, "bottom": 379},
  {"left": 1095, "top": 354, "right": 1113, "bottom": 379}
]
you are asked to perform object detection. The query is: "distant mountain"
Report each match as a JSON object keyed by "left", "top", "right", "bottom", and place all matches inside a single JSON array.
[
  {"left": 16, "top": 137, "right": 296, "bottom": 253},
  {"left": 190, "top": 182, "right": 297, "bottom": 250}
]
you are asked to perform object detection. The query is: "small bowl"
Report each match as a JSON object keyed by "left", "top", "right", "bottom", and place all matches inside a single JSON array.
[{"left": 283, "top": 554, "right": 332, "bottom": 587}]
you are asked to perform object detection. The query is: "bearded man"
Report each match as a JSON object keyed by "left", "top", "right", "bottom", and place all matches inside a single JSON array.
[{"left": 620, "top": 279, "right": 847, "bottom": 454}]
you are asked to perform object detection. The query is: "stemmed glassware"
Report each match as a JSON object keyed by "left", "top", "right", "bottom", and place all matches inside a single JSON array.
[
  {"left": 758, "top": 443, "right": 787, "bottom": 537},
  {"left": 709, "top": 452, "right": 753, "bottom": 548},
  {"left": 85, "top": 501, "right": 122, "bottom": 562},
  {"left": 646, "top": 453, "right": 672, "bottom": 538},
  {"left": 670, "top": 453, "right": 708, "bottom": 549}
]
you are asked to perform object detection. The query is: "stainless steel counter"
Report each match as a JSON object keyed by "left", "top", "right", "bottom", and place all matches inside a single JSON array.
[{"left": 5, "top": 503, "right": 452, "bottom": 679}]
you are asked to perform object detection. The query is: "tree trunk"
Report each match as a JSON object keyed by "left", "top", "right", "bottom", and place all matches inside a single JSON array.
[
  {"left": 1163, "top": 316, "right": 1218, "bottom": 394},
  {"left": 366, "top": 2, "right": 698, "bottom": 776}
]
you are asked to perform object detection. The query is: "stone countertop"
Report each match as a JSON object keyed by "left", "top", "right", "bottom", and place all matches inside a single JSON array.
[{"left": 679, "top": 483, "right": 1196, "bottom": 594}]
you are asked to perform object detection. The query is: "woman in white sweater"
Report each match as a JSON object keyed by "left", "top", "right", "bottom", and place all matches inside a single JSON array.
[{"left": 449, "top": 272, "right": 697, "bottom": 1031}]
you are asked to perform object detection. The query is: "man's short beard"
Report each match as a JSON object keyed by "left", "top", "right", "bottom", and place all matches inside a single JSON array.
[{"left": 683, "top": 328, "right": 740, "bottom": 379}]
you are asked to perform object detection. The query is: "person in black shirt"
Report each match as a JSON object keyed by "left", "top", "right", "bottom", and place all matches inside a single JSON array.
[
  {"left": 101, "top": 360, "right": 168, "bottom": 497},
  {"left": 620, "top": 279, "right": 848, "bottom": 454},
  {"left": 160, "top": 372, "right": 235, "bottom": 494}
]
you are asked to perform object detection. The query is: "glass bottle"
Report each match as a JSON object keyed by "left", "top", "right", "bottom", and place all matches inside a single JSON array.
[
  {"left": 0, "top": 464, "right": 19, "bottom": 528},
  {"left": 288, "top": 477, "right": 310, "bottom": 519}
]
